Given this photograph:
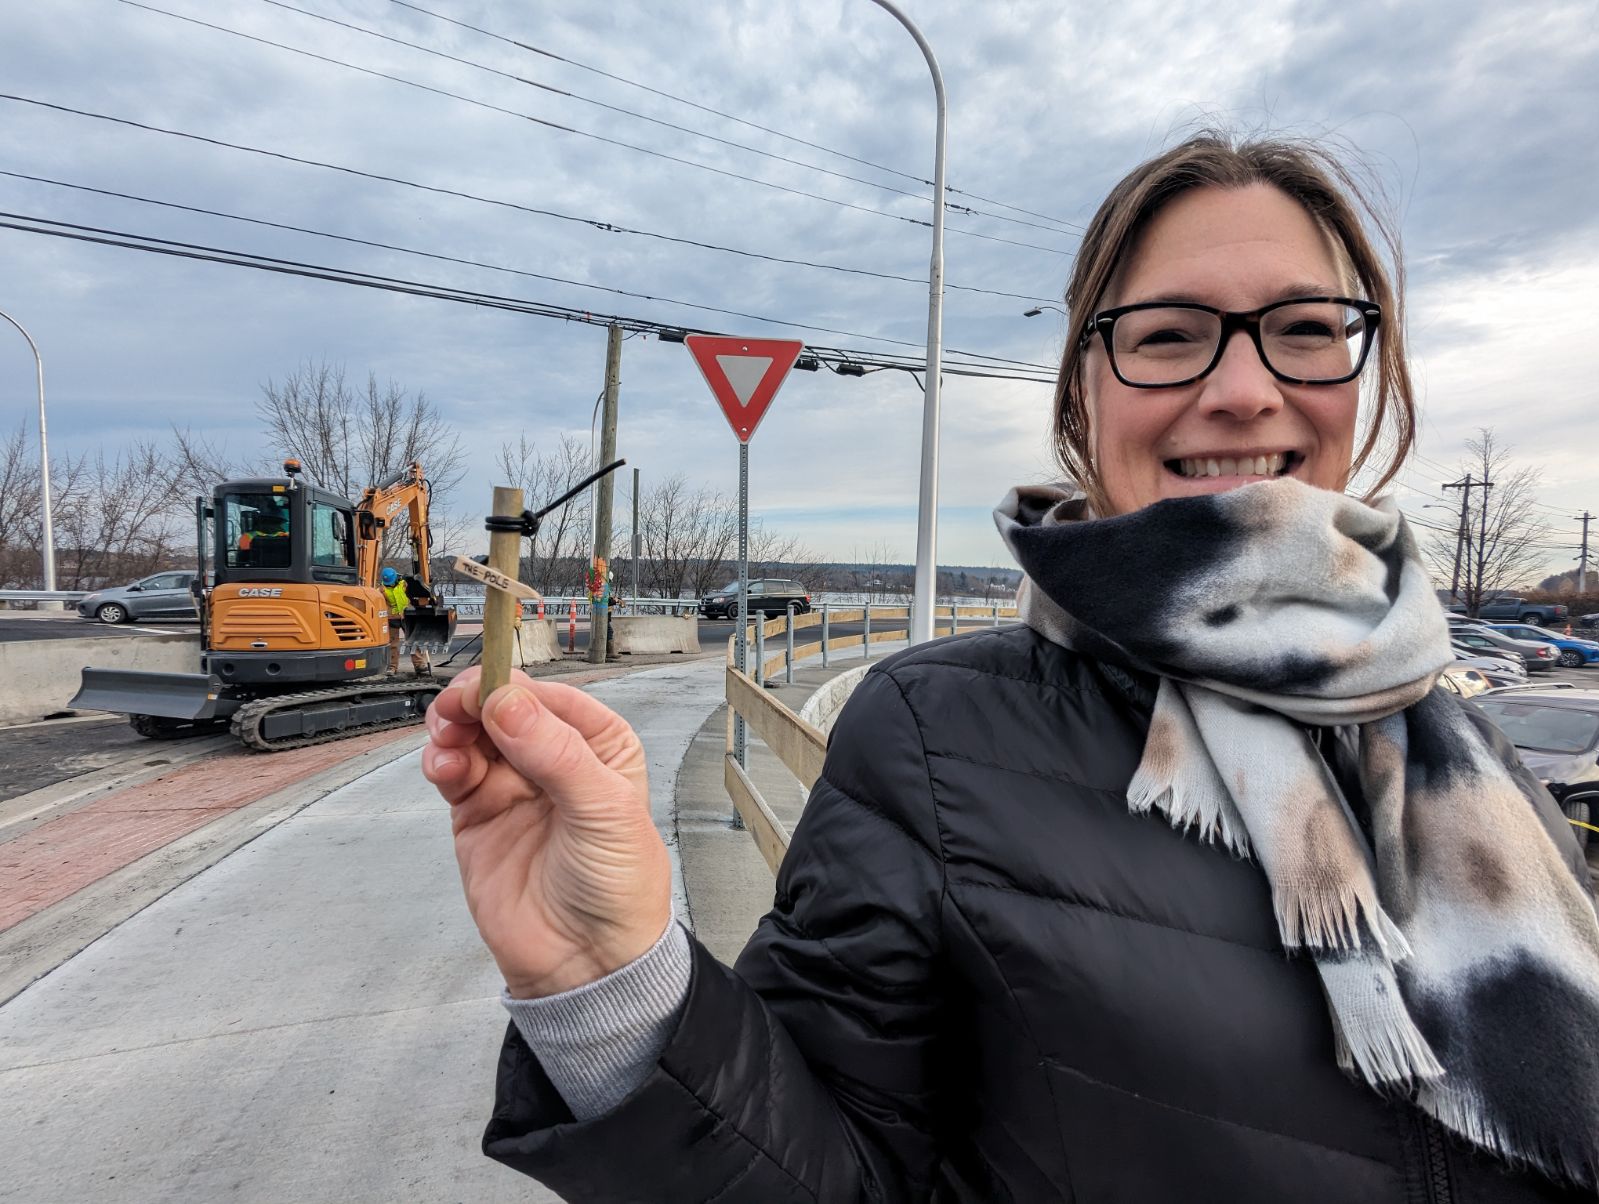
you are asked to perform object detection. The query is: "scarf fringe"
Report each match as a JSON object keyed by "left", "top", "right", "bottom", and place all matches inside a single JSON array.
[
  {"left": 1275, "top": 884, "right": 1412, "bottom": 960},
  {"left": 1419, "top": 1080, "right": 1599, "bottom": 1192},
  {"left": 1327, "top": 975, "right": 1444, "bottom": 1086},
  {"left": 1127, "top": 774, "right": 1252, "bottom": 858}
]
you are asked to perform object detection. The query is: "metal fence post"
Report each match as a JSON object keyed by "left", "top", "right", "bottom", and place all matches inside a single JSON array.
[
  {"left": 821, "top": 603, "right": 830, "bottom": 668},
  {"left": 755, "top": 612, "right": 766, "bottom": 687},
  {"left": 785, "top": 603, "right": 795, "bottom": 684},
  {"left": 863, "top": 604, "right": 872, "bottom": 662},
  {"left": 948, "top": 604, "right": 957, "bottom": 637}
]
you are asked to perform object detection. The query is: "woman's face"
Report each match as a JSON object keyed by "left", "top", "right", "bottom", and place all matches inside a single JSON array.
[{"left": 1083, "top": 183, "right": 1360, "bottom": 517}]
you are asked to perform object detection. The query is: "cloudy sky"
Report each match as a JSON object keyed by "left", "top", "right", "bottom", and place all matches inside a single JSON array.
[{"left": 1, "top": 0, "right": 1595, "bottom": 573}]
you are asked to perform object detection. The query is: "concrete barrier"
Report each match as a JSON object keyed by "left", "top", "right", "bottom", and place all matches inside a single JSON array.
[
  {"left": 611, "top": 615, "right": 700, "bottom": 655},
  {"left": 514, "top": 619, "right": 561, "bottom": 666},
  {"left": 0, "top": 633, "right": 202, "bottom": 725},
  {"left": 798, "top": 663, "right": 871, "bottom": 737}
]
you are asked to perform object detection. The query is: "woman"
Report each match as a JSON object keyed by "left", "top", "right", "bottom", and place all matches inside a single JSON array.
[{"left": 424, "top": 134, "right": 1599, "bottom": 1202}]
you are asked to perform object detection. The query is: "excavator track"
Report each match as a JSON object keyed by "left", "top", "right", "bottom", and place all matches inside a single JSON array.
[{"left": 229, "top": 679, "right": 443, "bottom": 753}]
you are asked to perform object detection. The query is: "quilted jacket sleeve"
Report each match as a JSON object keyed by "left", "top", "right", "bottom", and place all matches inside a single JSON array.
[{"left": 482, "top": 667, "right": 948, "bottom": 1203}]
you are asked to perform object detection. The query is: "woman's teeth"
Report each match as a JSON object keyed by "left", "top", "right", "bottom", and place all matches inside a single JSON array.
[{"left": 1175, "top": 453, "right": 1289, "bottom": 479}]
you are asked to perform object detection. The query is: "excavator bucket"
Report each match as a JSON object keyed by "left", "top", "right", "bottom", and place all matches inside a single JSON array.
[
  {"left": 70, "top": 668, "right": 227, "bottom": 720},
  {"left": 401, "top": 605, "right": 456, "bottom": 656}
]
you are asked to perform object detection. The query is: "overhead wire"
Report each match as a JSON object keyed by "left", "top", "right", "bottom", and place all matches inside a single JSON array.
[
  {"left": 0, "top": 93, "right": 1060, "bottom": 303},
  {"left": 0, "top": 213, "right": 1059, "bottom": 383},
  {"left": 117, "top": 0, "right": 1071, "bottom": 257},
  {"left": 0, "top": 172, "right": 1050, "bottom": 365},
  {"left": 244, "top": 0, "right": 1080, "bottom": 239},
  {"left": 384, "top": 0, "right": 1078, "bottom": 231}
]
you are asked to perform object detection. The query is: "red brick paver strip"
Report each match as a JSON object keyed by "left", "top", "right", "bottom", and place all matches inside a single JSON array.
[{"left": 0, "top": 727, "right": 415, "bottom": 933}]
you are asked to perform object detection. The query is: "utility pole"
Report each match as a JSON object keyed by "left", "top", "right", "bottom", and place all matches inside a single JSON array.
[
  {"left": 631, "top": 465, "right": 640, "bottom": 604},
  {"left": 1443, "top": 474, "right": 1472, "bottom": 600},
  {"left": 1578, "top": 510, "right": 1593, "bottom": 594},
  {"left": 589, "top": 324, "right": 622, "bottom": 664},
  {"left": 1443, "top": 474, "right": 1493, "bottom": 613}
]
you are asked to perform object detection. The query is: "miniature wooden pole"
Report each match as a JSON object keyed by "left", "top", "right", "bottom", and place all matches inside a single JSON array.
[{"left": 480, "top": 485, "right": 524, "bottom": 705}]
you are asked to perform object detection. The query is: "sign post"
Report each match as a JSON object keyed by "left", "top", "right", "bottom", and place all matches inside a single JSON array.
[{"left": 685, "top": 335, "right": 805, "bottom": 774}]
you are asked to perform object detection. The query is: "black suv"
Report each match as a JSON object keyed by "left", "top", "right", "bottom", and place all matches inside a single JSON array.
[
  {"left": 699, "top": 578, "right": 811, "bottom": 619},
  {"left": 1473, "top": 686, "right": 1599, "bottom": 853}
]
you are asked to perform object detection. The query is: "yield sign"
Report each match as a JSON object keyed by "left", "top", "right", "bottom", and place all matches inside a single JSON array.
[{"left": 685, "top": 335, "right": 805, "bottom": 443}]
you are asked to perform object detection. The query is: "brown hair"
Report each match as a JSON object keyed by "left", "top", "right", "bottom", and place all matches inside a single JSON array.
[{"left": 1054, "top": 131, "right": 1415, "bottom": 512}]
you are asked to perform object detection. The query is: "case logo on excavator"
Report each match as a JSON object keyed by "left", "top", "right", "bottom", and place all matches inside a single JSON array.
[{"left": 238, "top": 587, "right": 285, "bottom": 597}]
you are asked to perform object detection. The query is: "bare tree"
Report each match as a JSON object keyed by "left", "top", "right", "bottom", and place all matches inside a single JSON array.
[
  {"left": 637, "top": 474, "right": 736, "bottom": 599},
  {"left": 50, "top": 440, "right": 185, "bottom": 589},
  {"left": 0, "top": 421, "right": 43, "bottom": 588},
  {"left": 1424, "top": 429, "right": 1551, "bottom": 616},
  {"left": 257, "top": 360, "right": 466, "bottom": 501},
  {"left": 848, "top": 541, "right": 906, "bottom": 603},
  {"left": 494, "top": 432, "right": 596, "bottom": 597},
  {"left": 747, "top": 523, "right": 824, "bottom": 593}
]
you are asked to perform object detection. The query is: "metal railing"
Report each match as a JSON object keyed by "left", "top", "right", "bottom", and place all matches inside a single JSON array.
[
  {"left": 0, "top": 589, "right": 89, "bottom": 608},
  {"left": 723, "top": 602, "right": 1016, "bottom": 874},
  {"left": 438, "top": 594, "right": 700, "bottom": 620}
]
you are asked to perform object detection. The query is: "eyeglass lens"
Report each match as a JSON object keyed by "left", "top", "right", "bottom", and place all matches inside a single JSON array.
[{"left": 1110, "top": 302, "right": 1369, "bottom": 385}]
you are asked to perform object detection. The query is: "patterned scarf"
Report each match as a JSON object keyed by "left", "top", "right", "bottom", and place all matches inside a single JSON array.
[{"left": 994, "top": 477, "right": 1599, "bottom": 1188}]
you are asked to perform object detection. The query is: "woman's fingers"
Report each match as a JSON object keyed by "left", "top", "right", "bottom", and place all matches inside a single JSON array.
[{"left": 480, "top": 684, "right": 635, "bottom": 817}]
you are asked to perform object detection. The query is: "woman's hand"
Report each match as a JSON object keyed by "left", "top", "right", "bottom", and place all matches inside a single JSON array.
[{"left": 422, "top": 666, "right": 672, "bottom": 998}]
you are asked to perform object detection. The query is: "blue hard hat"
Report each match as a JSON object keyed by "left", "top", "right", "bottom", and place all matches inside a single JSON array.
[{"left": 381, "top": 567, "right": 398, "bottom": 585}]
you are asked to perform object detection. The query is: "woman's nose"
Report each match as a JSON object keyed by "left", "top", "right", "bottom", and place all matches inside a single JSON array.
[{"left": 1195, "top": 330, "right": 1284, "bottom": 422}]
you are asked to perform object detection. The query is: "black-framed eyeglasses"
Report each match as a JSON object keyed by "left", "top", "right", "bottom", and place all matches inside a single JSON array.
[{"left": 1081, "top": 297, "right": 1382, "bottom": 389}]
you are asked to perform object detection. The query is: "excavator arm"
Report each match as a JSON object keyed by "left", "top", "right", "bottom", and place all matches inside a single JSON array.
[{"left": 356, "top": 462, "right": 453, "bottom": 655}]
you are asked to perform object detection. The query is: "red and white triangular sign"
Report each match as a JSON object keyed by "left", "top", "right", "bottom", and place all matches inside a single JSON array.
[{"left": 685, "top": 335, "right": 805, "bottom": 443}]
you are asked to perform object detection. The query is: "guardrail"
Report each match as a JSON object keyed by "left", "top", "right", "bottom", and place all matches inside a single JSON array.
[
  {"left": 0, "top": 589, "right": 89, "bottom": 608},
  {"left": 723, "top": 602, "right": 1016, "bottom": 874},
  {"left": 439, "top": 594, "right": 700, "bottom": 620}
]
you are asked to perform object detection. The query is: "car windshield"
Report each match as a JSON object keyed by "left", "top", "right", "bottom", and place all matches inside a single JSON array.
[
  {"left": 1475, "top": 700, "right": 1599, "bottom": 755},
  {"left": 715, "top": 582, "right": 740, "bottom": 595}
]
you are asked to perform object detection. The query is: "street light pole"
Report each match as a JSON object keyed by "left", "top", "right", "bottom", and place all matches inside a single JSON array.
[
  {"left": 868, "top": 0, "right": 946, "bottom": 646},
  {"left": 0, "top": 307, "right": 54, "bottom": 591}
]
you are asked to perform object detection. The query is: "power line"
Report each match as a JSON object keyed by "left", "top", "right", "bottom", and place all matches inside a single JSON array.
[
  {"left": 0, "top": 93, "right": 1059, "bottom": 303},
  {"left": 385, "top": 0, "right": 1079, "bottom": 232},
  {"left": 0, "top": 175, "right": 1049, "bottom": 368},
  {"left": 0, "top": 214, "right": 1059, "bottom": 384},
  {"left": 118, "top": 0, "right": 1072, "bottom": 257},
  {"left": 245, "top": 0, "right": 1081, "bottom": 240}
]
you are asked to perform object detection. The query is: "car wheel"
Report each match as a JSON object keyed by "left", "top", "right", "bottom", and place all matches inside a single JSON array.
[
  {"left": 1558, "top": 649, "right": 1584, "bottom": 668},
  {"left": 96, "top": 603, "right": 129, "bottom": 625},
  {"left": 1562, "top": 798, "right": 1593, "bottom": 852}
]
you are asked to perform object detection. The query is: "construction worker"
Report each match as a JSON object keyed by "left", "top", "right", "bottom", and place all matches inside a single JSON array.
[
  {"left": 236, "top": 508, "right": 290, "bottom": 567},
  {"left": 381, "top": 566, "right": 431, "bottom": 677}
]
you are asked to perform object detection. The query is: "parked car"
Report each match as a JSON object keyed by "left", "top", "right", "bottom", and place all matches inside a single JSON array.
[
  {"left": 1440, "top": 667, "right": 1491, "bottom": 697},
  {"left": 1452, "top": 645, "right": 1526, "bottom": 687},
  {"left": 1473, "top": 686, "right": 1599, "bottom": 852},
  {"left": 1450, "top": 623, "right": 1557, "bottom": 672},
  {"left": 1486, "top": 623, "right": 1599, "bottom": 669},
  {"left": 1580, "top": 611, "right": 1598, "bottom": 631},
  {"left": 75, "top": 571, "right": 199, "bottom": 624},
  {"left": 699, "top": 578, "right": 812, "bottom": 619},
  {"left": 1473, "top": 593, "right": 1569, "bottom": 625}
]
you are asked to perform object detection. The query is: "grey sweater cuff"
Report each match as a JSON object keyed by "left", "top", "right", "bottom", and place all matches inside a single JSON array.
[{"left": 501, "top": 920, "right": 692, "bottom": 1120}]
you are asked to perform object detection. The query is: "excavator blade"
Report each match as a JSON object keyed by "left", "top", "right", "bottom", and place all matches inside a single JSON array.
[
  {"left": 401, "top": 605, "right": 456, "bottom": 655},
  {"left": 70, "top": 668, "right": 228, "bottom": 720}
]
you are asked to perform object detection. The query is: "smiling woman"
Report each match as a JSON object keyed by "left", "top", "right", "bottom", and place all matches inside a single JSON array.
[{"left": 424, "top": 131, "right": 1599, "bottom": 1203}]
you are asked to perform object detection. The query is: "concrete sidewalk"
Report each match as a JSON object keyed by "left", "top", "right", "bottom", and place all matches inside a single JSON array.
[{"left": 0, "top": 647, "right": 887, "bottom": 1202}]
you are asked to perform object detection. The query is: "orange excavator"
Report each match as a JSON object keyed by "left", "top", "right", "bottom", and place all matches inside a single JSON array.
[{"left": 71, "top": 459, "right": 456, "bottom": 751}]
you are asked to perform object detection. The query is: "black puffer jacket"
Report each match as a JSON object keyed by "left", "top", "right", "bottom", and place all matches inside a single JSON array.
[{"left": 484, "top": 626, "right": 1592, "bottom": 1202}]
